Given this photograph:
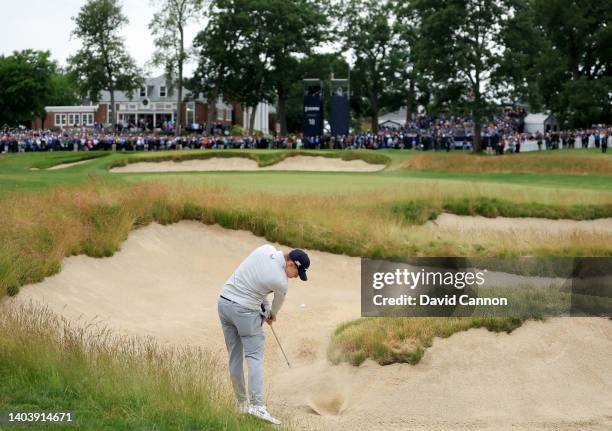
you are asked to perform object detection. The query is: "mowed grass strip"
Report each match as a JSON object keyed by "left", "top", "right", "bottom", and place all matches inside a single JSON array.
[
  {"left": 0, "top": 302, "right": 281, "bottom": 431},
  {"left": 400, "top": 150, "right": 612, "bottom": 176},
  {"left": 30, "top": 152, "right": 110, "bottom": 170}
]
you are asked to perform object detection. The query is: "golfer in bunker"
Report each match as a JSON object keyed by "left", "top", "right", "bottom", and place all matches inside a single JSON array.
[{"left": 218, "top": 245, "right": 310, "bottom": 425}]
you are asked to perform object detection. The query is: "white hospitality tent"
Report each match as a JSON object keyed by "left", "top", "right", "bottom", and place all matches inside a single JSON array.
[
  {"left": 378, "top": 108, "right": 407, "bottom": 126},
  {"left": 379, "top": 119, "right": 403, "bottom": 130},
  {"left": 524, "top": 113, "right": 559, "bottom": 134}
]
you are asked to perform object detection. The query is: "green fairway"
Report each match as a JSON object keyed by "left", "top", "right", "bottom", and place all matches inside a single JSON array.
[{"left": 1, "top": 149, "right": 611, "bottom": 198}]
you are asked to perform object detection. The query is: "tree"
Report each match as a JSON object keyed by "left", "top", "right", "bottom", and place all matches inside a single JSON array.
[
  {"left": 191, "top": 0, "right": 242, "bottom": 135},
  {"left": 257, "top": 0, "right": 329, "bottom": 136},
  {"left": 499, "top": 0, "right": 612, "bottom": 128},
  {"left": 415, "top": 0, "right": 513, "bottom": 151},
  {"left": 533, "top": 0, "right": 611, "bottom": 127},
  {"left": 340, "top": 0, "right": 409, "bottom": 132},
  {"left": 388, "top": 0, "right": 426, "bottom": 123},
  {"left": 0, "top": 50, "right": 56, "bottom": 127},
  {"left": 48, "top": 71, "right": 79, "bottom": 108},
  {"left": 193, "top": 0, "right": 275, "bottom": 135},
  {"left": 68, "top": 0, "right": 142, "bottom": 131},
  {"left": 495, "top": 0, "right": 549, "bottom": 110},
  {"left": 150, "top": 0, "right": 204, "bottom": 136}
]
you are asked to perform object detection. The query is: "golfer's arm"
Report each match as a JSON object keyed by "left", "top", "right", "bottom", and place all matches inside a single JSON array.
[{"left": 270, "top": 290, "right": 286, "bottom": 316}]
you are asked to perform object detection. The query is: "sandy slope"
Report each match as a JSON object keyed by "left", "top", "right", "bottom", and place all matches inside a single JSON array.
[
  {"left": 30, "top": 159, "right": 95, "bottom": 171},
  {"left": 5, "top": 221, "right": 612, "bottom": 431},
  {"left": 110, "top": 156, "right": 385, "bottom": 173},
  {"left": 429, "top": 213, "right": 612, "bottom": 235}
]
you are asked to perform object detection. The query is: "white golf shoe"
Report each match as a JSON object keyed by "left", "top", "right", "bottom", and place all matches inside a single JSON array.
[
  {"left": 248, "top": 404, "right": 281, "bottom": 425},
  {"left": 238, "top": 401, "right": 250, "bottom": 414}
]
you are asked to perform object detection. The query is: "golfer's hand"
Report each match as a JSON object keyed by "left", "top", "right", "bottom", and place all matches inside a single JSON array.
[{"left": 265, "top": 314, "right": 276, "bottom": 325}]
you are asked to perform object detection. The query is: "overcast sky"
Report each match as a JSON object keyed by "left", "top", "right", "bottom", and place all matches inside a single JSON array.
[{"left": 0, "top": 0, "right": 201, "bottom": 76}]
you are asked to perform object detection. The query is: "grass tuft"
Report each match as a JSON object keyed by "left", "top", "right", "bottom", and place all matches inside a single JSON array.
[
  {"left": 0, "top": 301, "right": 281, "bottom": 430},
  {"left": 328, "top": 316, "right": 527, "bottom": 366}
]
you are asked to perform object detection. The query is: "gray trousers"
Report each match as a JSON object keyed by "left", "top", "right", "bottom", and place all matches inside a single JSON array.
[{"left": 217, "top": 297, "right": 265, "bottom": 406}]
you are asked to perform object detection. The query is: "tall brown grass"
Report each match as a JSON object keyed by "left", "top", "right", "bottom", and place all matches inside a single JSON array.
[
  {"left": 0, "top": 300, "right": 280, "bottom": 430},
  {"left": 401, "top": 152, "right": 612, "bottom": 175},
  {"left": 1, "top": 178, "right": 611, "bottom": 298}
]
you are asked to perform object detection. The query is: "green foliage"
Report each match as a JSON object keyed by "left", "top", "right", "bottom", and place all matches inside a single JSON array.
[
  {"left": 150, "top": 0, "right": 203, "bottom": 136},
  {"left": 230, "top": 125, "right": 245, "bottom": 136},
  {"left": 558, "top": 77, "right": 612, "bottom": 128},
  {"left": 0, "top": 50, "right": 57, "bottom": 126},
  {"left": 415, "top": 0, "right": 513, "bottom": 151},
  {"left": 392, "top": 200, "right": 441, "bottom": 224},
  {"left": 67, "top": 0, "right": 143, "bottom": 130},
  {"left": 339, "top": 0, "right": 419, "bottom": 132},
  {"left": 191, "top": 0, "right": 328, "bottom": 136},
  {"left": 48, "top": 71, "right": 79, "bottom": 107},
  {"left": 502, "top": 0, "right": 612, "bottom": 128},
  {"left": 194, "top": 0, "right": 276, "bottom": 133}
]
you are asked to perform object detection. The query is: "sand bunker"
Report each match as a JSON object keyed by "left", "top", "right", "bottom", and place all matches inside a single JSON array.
[
  {"left": 262, "top": 156, "right": 385, "bottom": 172},
  {"left": 4, "top": 221, "right": 611, "bottom": 431},
  {"left": 30, "top": 159, "right": 96, "bottom": 171},
  {"left": 110, "top": 155, "right": 386, "bottom": 173},
  {"left": 419, "top": 213, "right": 612, "bottom": 250},
  {"left": 428, "top": 213, "right": 612, "bottom": 235}
]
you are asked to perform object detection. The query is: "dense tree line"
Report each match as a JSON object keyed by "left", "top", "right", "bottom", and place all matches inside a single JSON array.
[
  {"left": 1, "top": 0, "right": 610, "bottom": 145},
  {"left": 0, "top": 51, "right": 78, "bottom": 127}
]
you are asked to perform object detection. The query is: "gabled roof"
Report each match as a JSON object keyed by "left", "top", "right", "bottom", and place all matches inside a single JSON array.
[
  {"left": 379, "top": 119, "right": 403, "bottom": 129},
  {"left": 98, "top": 75, "right": 199, "bottom": 103}
]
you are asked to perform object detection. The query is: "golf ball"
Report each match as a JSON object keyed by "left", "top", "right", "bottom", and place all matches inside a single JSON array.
[{"left": 300, "top": 303, "right": 306, "bottom": 308}]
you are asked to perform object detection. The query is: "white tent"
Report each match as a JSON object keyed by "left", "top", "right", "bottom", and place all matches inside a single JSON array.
[
  {"left": 379, "top": 119, "right": 403, "bottom": 130},
  {"left": 378, "top": 108, "right": 407, "bottom": 126},
  {"left": 524, "top": 113, "right": 558, "bottom": 134}
]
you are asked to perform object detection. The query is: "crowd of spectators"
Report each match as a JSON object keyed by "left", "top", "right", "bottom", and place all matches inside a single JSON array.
[{"left": 1, "top": 110, "right": 609, "bottom": 154}]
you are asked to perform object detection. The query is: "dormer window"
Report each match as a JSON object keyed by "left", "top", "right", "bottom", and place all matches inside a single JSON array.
[
  {"left": 140, "top": 87, "right": 147, "bottom": 97},
  {"left": 160, "top": 86, "right": 167, "bottom": 98}
]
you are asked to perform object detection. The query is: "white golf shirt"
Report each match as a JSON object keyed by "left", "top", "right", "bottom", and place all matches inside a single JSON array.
[{"left": 220, "top": 244, "right": 288, "bottom": 316}]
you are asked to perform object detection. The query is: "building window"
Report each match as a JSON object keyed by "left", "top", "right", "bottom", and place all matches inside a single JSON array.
[
  {"left": 68, "top": 114, "right": 81, "bottom": 126},
  {"left": 160, "top": 86, "right": 167, "bottom": 98},
  {"left": 140, "top": 87, "right": 147, "bottom": 97},
  {"left": 55, "top": 114, "right": 67, "bottom": 126},
  {"left": 187, "top": 102, "right": 195, "bottom": 125},
  {"left": 83, "top": 114, "right": 93, "bottom": 126}
]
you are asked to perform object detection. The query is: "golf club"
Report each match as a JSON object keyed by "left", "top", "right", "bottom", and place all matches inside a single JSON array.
[{"left": 270, "top": 325, "right": 291, "bottom": 368}]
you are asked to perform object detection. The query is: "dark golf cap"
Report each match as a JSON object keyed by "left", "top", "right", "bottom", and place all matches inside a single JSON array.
[{"left": 289, "top": 249, "right": 310, "bottom": 281}]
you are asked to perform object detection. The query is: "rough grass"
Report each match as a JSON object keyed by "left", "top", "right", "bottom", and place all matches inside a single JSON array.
[
  {"left": 401, "top": 151, "right": 612, "bottom": 176},
  {"left": 393, "top": 196, "right": 612, "bottom": 224},
  {"left": 1, "top": 179, "right": 611, "bottom": 298},
  {"left": 0, "top": 301, "right": 281, "bottom": 431},
  {"left": 328, "top": 317, "right": 526, "bottom": 366},
  {"left": 328, "top": 280, "right": 579, "bottom": 367}
]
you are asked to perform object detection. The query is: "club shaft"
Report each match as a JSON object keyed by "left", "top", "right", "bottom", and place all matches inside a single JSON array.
[{"left": 270, "top": 325, "right": 291, "bottom": 368}]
